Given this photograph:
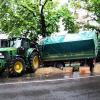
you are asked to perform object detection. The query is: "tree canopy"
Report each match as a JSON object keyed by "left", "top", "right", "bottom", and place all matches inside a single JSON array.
[
  {"left": 0, "top": 0, "right": 78, "bottom": 40},
  {"left": 85, "top": 0, "right": 100, "bottom": 32},
  {"left": 89, "top": 0, "right": 100, "bottom": 22}
]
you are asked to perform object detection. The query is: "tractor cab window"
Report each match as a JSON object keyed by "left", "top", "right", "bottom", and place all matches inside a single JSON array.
[
  {"left": 9, "top": 38, "right": 30, "bottom": 49},
  {"left": 22, "top": 40, "right": 30, "bottom": 49},
  {"left": 10, "top": 38, "right": 22, "bottom": 48}
]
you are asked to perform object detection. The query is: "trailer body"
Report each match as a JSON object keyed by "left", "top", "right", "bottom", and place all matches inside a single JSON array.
[{"left": 39, "top": 31, "right": 98, "bottom": 67}]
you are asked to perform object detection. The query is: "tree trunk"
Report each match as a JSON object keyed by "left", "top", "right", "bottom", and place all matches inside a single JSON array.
[
  {"left": 40, "top": 11, "right": 46, "bottom": 37},
  {"left": 39, "top": 0, "right": 48, "bottom": 37}
]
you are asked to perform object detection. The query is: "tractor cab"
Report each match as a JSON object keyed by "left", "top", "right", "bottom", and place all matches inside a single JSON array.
[
  {"left": 8, "top": 37, "right": 31, "bottom": 56},
  {"left": 9, "top": 38, "right": 30, "bottom": 49}
]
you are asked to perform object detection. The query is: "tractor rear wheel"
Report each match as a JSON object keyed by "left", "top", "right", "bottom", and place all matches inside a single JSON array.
[
  {"left": 8, "top": 57, "right": 25, "bottom": 76},
  {"left": 30, "top": 52, "right": 40, "bottom": 71}
]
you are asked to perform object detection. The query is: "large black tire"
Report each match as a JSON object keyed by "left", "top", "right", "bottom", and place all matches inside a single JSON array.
[
  {"left": 30, "top": 52, "right": 40, "bottom": 71},
  {"left": 8, "top": 57, "right": 25, "bottom": 77},
  {"left": 87, "top": 59, "right": 94, "bottom": 73},
  {"left": 80, "top": 59, "right": 94, "bottom": 73}
]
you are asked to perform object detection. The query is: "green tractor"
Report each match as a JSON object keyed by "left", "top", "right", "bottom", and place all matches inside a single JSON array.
[{"left": 0, "top": 37, "right": 40, "bottom": 76}]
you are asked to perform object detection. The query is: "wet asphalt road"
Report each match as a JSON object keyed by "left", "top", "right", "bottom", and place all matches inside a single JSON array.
[{"left": 0, "top": 74, "right": 100, "bottom": 100}]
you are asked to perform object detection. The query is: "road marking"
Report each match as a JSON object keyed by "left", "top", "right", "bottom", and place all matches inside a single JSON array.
[{"left": 0, "top": 75, "right": 100, "bottom": 86}]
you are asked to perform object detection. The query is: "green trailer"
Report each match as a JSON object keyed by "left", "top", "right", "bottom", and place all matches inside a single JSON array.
[{"left": 39, "top": 31, "right": 98, "bottom": 70}]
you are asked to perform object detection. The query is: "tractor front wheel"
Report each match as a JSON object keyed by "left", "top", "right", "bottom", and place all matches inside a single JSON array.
[{"left": 8, "top": 57, "right": 25, "bottom": 77}]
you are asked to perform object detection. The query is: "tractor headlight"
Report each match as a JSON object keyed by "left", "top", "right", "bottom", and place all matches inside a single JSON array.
[
  {"left": 0, "top": 53, "right": 2, "bottom": 56},
  {"left": 0, "top": 53, "right": 4, "bottom": 58}
]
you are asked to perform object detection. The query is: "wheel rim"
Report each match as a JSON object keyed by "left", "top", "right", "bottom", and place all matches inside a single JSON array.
[
  {"left": 33, "top": 56, "right": 39, "bottom": 69},
  {"left": 14, "top": 61, "right": 23, "bottom": 73}
]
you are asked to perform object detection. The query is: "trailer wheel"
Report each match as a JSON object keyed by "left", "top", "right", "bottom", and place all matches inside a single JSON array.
[
  {"left": 30, "top": 52, "right": 40, "bottom": 71},
  {"left": 88, "top": 59, "right": 94, "bottom": 73},
  {"left": 54, "top": 62, "right": 65, "bottom": 70},
  {"left": 8, "top": 57, "right": 25, "bottom": 77}
]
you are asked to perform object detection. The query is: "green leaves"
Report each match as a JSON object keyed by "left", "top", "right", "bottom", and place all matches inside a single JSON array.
[
  {"left": 89, "top": 0, "right": 100, "bottom": 22},
  {"left": 58, "top": 5, "right": 79, "bottom": 33},
  {"left": 0, "top": 0, "right": 78, "bottom": 40}
]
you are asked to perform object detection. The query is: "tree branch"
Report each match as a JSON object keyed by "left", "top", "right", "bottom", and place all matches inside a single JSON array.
[{"left": 41, "top": 0, "right": 48, "bottom": 13}]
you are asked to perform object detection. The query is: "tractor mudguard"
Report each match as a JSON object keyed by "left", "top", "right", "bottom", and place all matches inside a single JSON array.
[{"left": 27, "top": 48, "right": 38, "bottom": 58}]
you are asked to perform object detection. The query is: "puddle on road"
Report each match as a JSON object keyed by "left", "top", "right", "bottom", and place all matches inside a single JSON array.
[
  {"left": 24, "top": 72, "right": 94, "bottom": 80},
  {"left": 0, "top": 72, "right": 99, "bottom": 84},
  {"left": 64, "top": 72, "right": 93, "bottom": 79}
]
